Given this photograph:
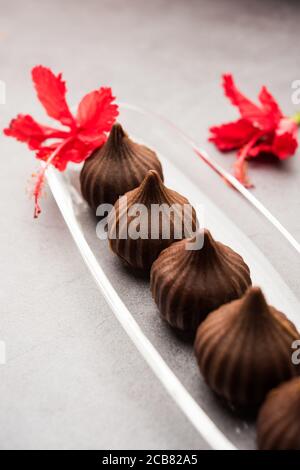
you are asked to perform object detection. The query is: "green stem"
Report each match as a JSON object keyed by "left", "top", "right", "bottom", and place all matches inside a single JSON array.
[{"left": 292, "top": 111, "right": 300, "bottom": 126}]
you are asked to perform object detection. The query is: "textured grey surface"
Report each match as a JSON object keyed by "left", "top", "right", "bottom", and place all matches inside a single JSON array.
[{"left": 0, "top": 0, "right": 299, "bottom": 450}]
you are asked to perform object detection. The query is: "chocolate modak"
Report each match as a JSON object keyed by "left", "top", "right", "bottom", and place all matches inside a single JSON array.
[
  {"left": 150, "top": 229, "right": 251, "bottom": 332},
  {"left": 195, "top": 287, "right": 300, "bottom": 408},
  {"left": 80, "top": 123, "right": 163, "bottom": 211},
  {"left": 108, "top": 170, "right": 197, "bottom": 272},
  {"left": 257, "top": 377, "right": 300, "bottom": 450}
]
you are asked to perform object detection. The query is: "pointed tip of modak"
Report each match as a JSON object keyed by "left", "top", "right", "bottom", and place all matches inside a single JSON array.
[
  {"left": 186, "top": 228, "right": 213, "bottom": 243},
  {"left": 140, "top": 169, "right": 164, "bottom": 191},
  {"left": 107, "top": 122, "right": 127, "bottom": 148},
  {"left": 203, "top": 228, "right": 215, "bottom": 246},
  {"left": 186, "top": 229, "right": 215, "bottom": 251},
  {"left": 147, "top": 169, "right": 161, "bottom": 178},
  {"left": 135, "top": 170, "right": 169, "bottom": 204},
  {"left": 240, "top": 286, "right": 269, "bottom": 316}
]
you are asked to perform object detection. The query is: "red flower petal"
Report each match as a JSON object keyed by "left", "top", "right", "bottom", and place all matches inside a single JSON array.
[
  {"left": 36, "top": 137, "right": 99, "bottom": 171},
  {"left": 258, "top": 86, "right": 283, "bottom": 125},
  {"left": 222, "top": 74, "right": 280, "bottom": 131},
  {"left": 248, "top": 118, "right": 298, "bottom": 159},
  {"left": 36, "top": 146, "right": 72, "bottom": 171},
  {"left": 272, "top": 132, "right": 298, "bottom": 159},
  {"left": 247, "top": 143, "right": 273, "bottom": 157},
  {"left": 35, "top": 143, "right": 62, "bottom": 168},
  {"left": 276, "top": 116, "right": 298, "bottom": 139},
  {"left": 4, "top": 65, "right": 119, "bottom": 217},
  {"left": 77, "top": 133, "right": 107, "bottom": 150},
  {"left": 53, "top": 138, "right": 93, "bottom": 166},
  {"left": 223, "top": 75, "right": 266, "bottom": 125},
  {"left": 32, "top": 66, "right": 75, "bottom": 128},
  {"left": 209, "top": 73, "right": 298, "bottom": 188},
  {"left": 209, "top": 118, "right": 258, "bottom": 151},
  {"left": 76, "top": 87, "right": 118, "bottom": 138},
  {"left": 3, "top": 114, "right": 67, "bottom": 150}
]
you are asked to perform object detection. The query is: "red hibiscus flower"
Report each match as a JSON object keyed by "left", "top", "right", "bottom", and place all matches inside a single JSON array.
[
  {"left": 209, "top": 74, "right": 298, "bottom": 187},
  {"left": 4, "top": 66, "right": 118, "bottom": 217}
]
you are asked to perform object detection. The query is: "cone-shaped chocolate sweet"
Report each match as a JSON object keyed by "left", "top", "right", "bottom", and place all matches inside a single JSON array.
[
  {"left": 80, "top": 123, "right": 163, "bottom": 211},
  {"left": 257, "top": 378, "right": 300, "bottom": 450},
  {"left": 150, "top": 229, "right": 251, "bottom": 332},
  {"left": 195, "top": 287, "right": 300, "bottom": 408},
  {"left": 108, "top": 170, "right": 197, "bottom": 271}
]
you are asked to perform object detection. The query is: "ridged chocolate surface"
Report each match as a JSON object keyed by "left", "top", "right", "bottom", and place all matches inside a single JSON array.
[
  {"left": 257, "top": 378, "right": 300, "bottom": 450},
  {"left": 150, "top": 229, "right": 251, "bottom": 332},
  {"left": 195, "top": 287, "right": 300, "bottom": 408},
  {"left": 80, "top": 123, "right": 163, "bottom": 211},
  {"left": 108, "top": 170, "right": 197, "bottom": 272}
]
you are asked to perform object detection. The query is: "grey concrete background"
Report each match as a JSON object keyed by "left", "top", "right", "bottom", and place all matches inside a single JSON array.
[{"left": 0, "top": 0, "right": 299, "bottom": 449}]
